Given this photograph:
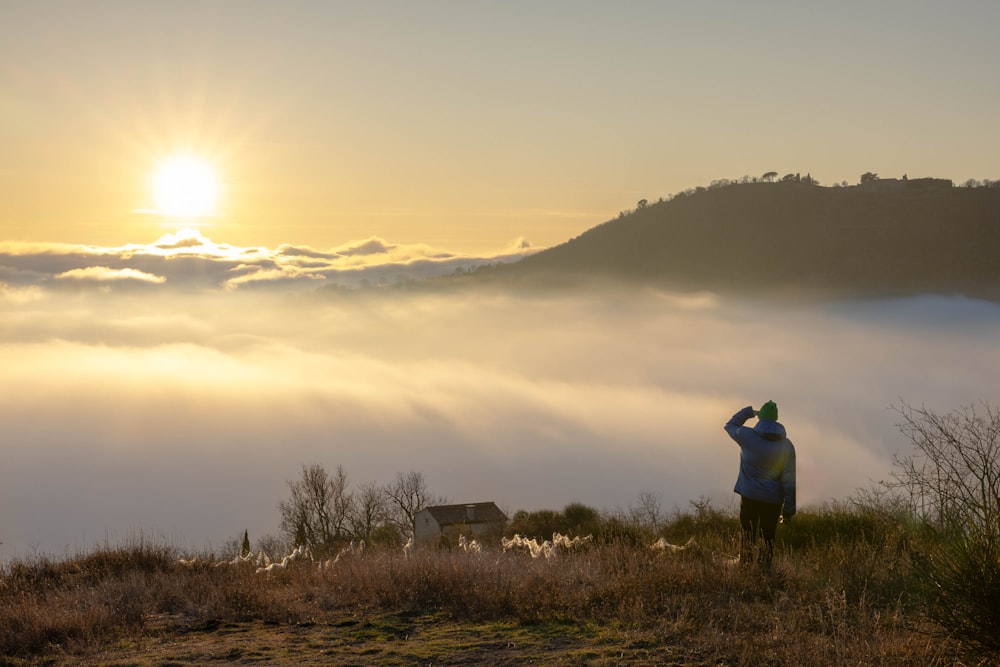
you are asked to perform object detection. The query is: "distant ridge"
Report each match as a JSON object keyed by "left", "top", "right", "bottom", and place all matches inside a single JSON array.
[{"left": 489, "top": 181, "right": 1000, "bottom": 301}]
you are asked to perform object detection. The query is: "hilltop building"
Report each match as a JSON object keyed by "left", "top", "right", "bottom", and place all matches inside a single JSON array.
[{"left": 857, "top": 175, "right": 953, "bottom": 192}]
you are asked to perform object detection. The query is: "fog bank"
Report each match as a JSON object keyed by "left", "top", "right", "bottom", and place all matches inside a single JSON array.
[{"left": 2, "top": 281, "right": 998, "bottom": 561}]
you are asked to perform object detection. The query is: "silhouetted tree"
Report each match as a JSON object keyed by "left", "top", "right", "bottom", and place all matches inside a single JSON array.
[
  {"left": 256, "top": 532, "right": 290, "bottom": 560},
  {"left": 886, "top": 402, "right": 1000, "bottom": 653},
  {"left": 761, "top": 171, "right": 778, "bottom": 182},
  {"left": 860, "top": 172, "right": 879, "bottom": 184},
  {"left": 636, "top": 198, "right": 648, "bottom": 209},
  {"left": 241, "top": 530, "right": 251, "bottom": 557},
  {"left": 508, "top": 508, "right": 563, "bottom": 538},
  {"left": 563, "top": 502, "right": 602, "bottom": 536},
  {"left": 629, "top": 490, "right": 663, "bottom": 530},
  {"left": 383, "top": 470, "right": 446, "bottom": 538},
  {"left": 278, "top": 463, "right": 353, "bottom": 555},
  {"left": 348, "top": 481, "right": 388, "bottom": 541}
]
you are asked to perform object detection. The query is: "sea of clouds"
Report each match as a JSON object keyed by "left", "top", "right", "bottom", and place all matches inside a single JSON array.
[
  {"left": 0, "top": 228, "right": 536, "bottom": 292},
  {"left": 2, "top": 231, "right": 999, "bottom": 561}
]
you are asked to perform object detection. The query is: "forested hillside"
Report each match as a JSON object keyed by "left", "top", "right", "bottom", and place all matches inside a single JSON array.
[{"left": 492, "top": 180, "right": 1000, "bottom": 301}]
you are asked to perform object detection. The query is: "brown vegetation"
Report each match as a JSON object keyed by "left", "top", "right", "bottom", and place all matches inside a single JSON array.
[
  {"left": 0, "top": 504, "right": 981, "bottom": 666},
  {"left": 3, "top": 404, "right": 996, "bottom": 664}
]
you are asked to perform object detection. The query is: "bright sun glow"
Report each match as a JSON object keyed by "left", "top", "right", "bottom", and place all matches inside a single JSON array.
[{"left": 151, "top": 155, "right": 220, "bottom": 218}]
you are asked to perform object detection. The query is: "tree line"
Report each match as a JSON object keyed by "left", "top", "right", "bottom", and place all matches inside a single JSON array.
[
  {"left": 268, "top": 464, "right": 446, "bottom": 558},
  {"left": 253, "top": 464, "right": 690, "bottom": 559},
  {"left": 621, "top": 170, "right": 999, "bottom": 219}
]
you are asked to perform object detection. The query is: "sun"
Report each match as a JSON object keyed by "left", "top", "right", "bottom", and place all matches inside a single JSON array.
[{"left": 151, "top": 154, "right": 220, "bottom": 218}]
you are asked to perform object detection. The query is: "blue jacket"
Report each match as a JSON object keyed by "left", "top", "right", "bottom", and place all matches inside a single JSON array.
[{"left": 724, "top": 406, "right": 796, "bottom": 516}]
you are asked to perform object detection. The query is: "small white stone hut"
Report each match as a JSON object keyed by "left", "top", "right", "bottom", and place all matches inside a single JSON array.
[{"left": 413, "top": 502, "right": 507, "bottom": 547}]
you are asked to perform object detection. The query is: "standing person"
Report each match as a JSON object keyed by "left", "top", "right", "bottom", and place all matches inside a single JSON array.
[{"left": 724, "top": 401, "right": 796, "bottom": 569}]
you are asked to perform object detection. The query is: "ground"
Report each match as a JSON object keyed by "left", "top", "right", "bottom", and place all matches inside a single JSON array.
[{"left": 19, "top": 613, "right": 725, "bottom": 666}]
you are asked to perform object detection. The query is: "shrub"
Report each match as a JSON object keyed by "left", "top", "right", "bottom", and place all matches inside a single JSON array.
[
  {"left": 914, "top": 532, "right": 1000, "bottom": 653},
  {"left": 888, "top": 401, "right": 1000, "bottom": 655},
  {"left": 594, "top": 515, "right": 654, "bottom": 547},
  {"left": 507, "top": 503, "right": 604, "bottom": 541},
  {"left": 661, "top": 497, "right": 739, "bottom": 544},
  {"left": 507, "top": 508, "right": 563, "bottom": 539}
]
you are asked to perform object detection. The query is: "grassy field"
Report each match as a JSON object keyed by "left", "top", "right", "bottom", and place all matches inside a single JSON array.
[{"left": 0, "top": 505, "right": 987, "bottom": 666}]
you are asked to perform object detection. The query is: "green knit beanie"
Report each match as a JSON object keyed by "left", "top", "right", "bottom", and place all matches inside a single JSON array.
[{"left": 758, "top": 400, "right": 778, "bottom": 421}]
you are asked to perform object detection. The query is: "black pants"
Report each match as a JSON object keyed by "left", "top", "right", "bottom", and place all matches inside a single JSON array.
[{"left": 739, "top": 496, "right": 781, "bottom": 568}]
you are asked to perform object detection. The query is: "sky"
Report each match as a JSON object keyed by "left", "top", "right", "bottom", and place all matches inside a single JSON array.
[
  {"left": 2, "top": 2, "right": 1000, "bottom": 561},
  {"left": 2, "top": 1, "right": 998, "bottom": 252}
]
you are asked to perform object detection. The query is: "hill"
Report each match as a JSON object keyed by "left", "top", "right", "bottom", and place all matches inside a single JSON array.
[{"left": 489, "top": 181, "right": 1000, "bottom": 301}]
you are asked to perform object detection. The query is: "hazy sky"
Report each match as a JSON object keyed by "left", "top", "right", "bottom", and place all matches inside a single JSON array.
[{"left": 2, "top": 1, "right": 998, "bottom": 252}]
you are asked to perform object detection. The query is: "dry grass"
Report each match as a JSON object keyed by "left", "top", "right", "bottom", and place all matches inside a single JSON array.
[{"left": 0, "top": 511, "right": 988, "bottom": 665}]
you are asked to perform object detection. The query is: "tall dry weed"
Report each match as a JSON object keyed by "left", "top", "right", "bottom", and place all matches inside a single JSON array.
[{"left": 0, "top": 507, "right": 971, "bottom": 664}]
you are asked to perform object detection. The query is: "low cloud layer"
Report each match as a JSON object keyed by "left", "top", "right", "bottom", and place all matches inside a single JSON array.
[
  {"left": 0, "top": 229, "right": 536, "bottom": 292},
  {"left": 2, "top": 248, "right": 999, "bottom": 561}
]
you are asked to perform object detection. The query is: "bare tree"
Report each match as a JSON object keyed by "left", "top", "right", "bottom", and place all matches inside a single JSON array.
[
  {"left": 629, "top": 490, "right": 663, "bottom": 530},
  {"left": 348, "top": 480, "right": 389, "bottom": 541},
  {"left": 888, "top": 402, "right": 1000, "bottom": 534},
  {"left": 885, "top": 402, "right": 1000, "bottom": 653},
  {"left": 255, "top": 533, "right": 290, "bottom": 561},
  {"left": 383, "top": 470, "right": 446, "bottom": 538},
  {"left": 278, "top": 463, "right": 353, "bottom": 555}
]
